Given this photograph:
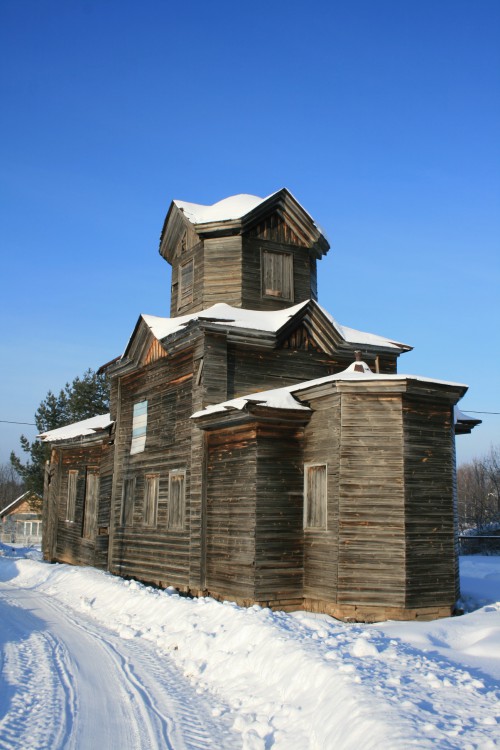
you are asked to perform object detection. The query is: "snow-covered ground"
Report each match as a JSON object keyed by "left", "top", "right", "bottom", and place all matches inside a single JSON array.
[{"left": 0, "top": 547, "right": 499, "bottom": 750}]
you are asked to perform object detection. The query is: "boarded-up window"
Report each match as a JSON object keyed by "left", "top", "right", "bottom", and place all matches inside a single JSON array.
[
  {"left": 144, "top": 474, "right": 159, "bottom": 527},
  {"left": 168, "top": 469, "right": 186, "bottom": 530},
  {"left": 178, "top": 259, "right": 194, "bottom": 309},
  {"left": 130, "top": 400, "right": 148, "bottom": 455},
  {"left": 304, "top": 464, "right": 327, "bottom": 529},
  {"left": 262, "top": 250, "right": 293, "bottom": 301},
  {"left": 121, "top": 477, "right": 136, "bottom": 526},
  {"left": 83, "top": 469, "right": 99, "bottom": 539},
  {"left": 66, "top": 470, "right": 78, "bottom": 522}
]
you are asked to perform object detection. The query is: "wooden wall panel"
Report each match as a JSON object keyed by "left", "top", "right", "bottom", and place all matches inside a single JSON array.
[
  {"left": 109, "top": 350, "right": 195, "bottom": 588},
  {"left": 255, "top": 427, "right": 304, "bottom": 604},
  {"left": 302, "top": 394, "right": 341, "bottom": 601},
  {"left": 403, "top": 396, "right": 458, "bottom": 608},
  {"left": 205, "top": 426, "right": 258, "bottom": 601},
  {"left": 203, "top": 236, "right": 243, "bottom": 309},
  {"left": 50, "top": 441, "right": 111, "bottom": 569},
  {"left": 227, "top": 345, "right": 342, "bottom": 401},
  {"left": 338, "top": 393, "right": 406, "bottom": 607},
  {"left": 43, "top": 448, "right": 61, "bottom": 561}
]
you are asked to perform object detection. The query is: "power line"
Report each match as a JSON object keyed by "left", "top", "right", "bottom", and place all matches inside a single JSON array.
[
  {"left": 463, "top": 411, "right": 500, "bottom": 415},
  {"left": 0, "top": 420, "right": 37, "bottom": 426},
  {"left": 1, "top": 411, "right": 499, "bottom": 427}
]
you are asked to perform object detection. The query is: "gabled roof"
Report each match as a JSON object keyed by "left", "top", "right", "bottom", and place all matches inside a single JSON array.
[
  {"left": 0, "top": 490, "right": 42, "bottom": 518},
  {"left": 159, "top": 188, "right": 330, "bottom": 261},
  {"left": 118, "top": 299, "right": 411, "bottom": 369},
  {"left": 39, "top": 414, "right": 113, "bottom": 444}
]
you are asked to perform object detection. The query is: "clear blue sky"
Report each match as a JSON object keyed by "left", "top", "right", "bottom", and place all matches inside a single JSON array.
[{"left": 1, "top": 0, "right": 498, "bottom": 467}]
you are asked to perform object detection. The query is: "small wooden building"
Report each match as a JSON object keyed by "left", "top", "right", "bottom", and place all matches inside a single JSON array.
[
  {"left": 41, "top": 189, "right": 479, "bottom": 621},
  {"left": 1, "top": 491, "right": 43, "bottom": 545}
]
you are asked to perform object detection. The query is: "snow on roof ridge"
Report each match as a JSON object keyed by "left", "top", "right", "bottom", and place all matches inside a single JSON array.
[
  {"left": 316, "top": 302, "right": 411, "bottom": 350},
  {"left": 138, "top": 299, "right": 407, "bottom": 353},
  {"left": 39, "top": 413, "right": 113, "bottom": 443},
  {"left": 174, "top": 193, "right": 270, "bottom": 224},
  {"left": 173, "top": 188, "right": 331, "bottom": 243},
  {"left": 191, "top": 362, "right": 467, "bottom": 420},
  {"left": 139, "top": 300, "right": 310, "bottom": 344},
  {"left": 191, "top": 384, "right": 312, "bottom": 420}
]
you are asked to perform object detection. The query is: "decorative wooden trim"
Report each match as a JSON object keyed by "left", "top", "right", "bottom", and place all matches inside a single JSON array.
[{"left": 144, "top": 339, "right": 168, "bottom": 366}]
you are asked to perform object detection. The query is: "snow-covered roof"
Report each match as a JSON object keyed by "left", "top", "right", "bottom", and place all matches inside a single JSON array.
[
  {"left": 191, "top": 362, "right": 467, "bottom": 420},
  {"left": 39, "top": 414, "right": 113, "bottom": 443},
  {"left": 135, "top": 300, "right": 409, "bottom": 355},
  {"left": 171, "top": 188, "right": 330, "bottom": 245},
  {"left": 454, "top": 406, "right": 480, "bottom": 423},
  {"left": 174, "top": 193, "right": 268, "bottom": 224},
  {"left": 141, "top": 301, "right": 309, "bottom": 342},
  {"left": 0, "top": 490, "right": 42, "bottom": 518},
  {"left": 319, "top": 307, "right": 409, "bottom": 350},
  {"left": 454, "top": 406, "right": 482, "bottom": 432},
  {"left": 192, "top": 386, "right": 312, "bottom": 420}
]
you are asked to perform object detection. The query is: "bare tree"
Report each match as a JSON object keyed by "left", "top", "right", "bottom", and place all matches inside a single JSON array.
[
  {"left": 457, "top": 445, "right": 500, "bottom": 531},
  {"left": 0, "top": 463, "right": 25, "bottom": 509}
]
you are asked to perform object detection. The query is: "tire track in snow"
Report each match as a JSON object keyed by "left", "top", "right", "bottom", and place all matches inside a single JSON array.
[
  {"left": 0, "top": 627, "right": 75, "bottom": 750},
  {"left": 0, "top": 584, "right": 238, "bottom": 750},
  {"left": 42, "top": 594, "right": 236, "bottom": 750}
]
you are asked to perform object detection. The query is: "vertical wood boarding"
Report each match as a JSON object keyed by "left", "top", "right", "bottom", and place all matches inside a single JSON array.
[
  {"left": 255, "top": 425, "right": 304, "bottom": 604},
  {"left": 205, "top": 425, "right": 258, "bottom": 601},
  {"left": 302, "top": 393, "right": 341, "bottom": 602},
  {"left": 338, "top": 392, "right": 406, "bottom": 607},
  {"left": 403, "top": 395, "right": 458, "bottom": 608}
]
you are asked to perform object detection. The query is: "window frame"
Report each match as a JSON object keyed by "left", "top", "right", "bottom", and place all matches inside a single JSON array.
[
  {"left": 303, "top": 463, "right": 328, "bottom": 530},
  {"left": 143, "top": 473, "right": 159, "bottom": 528},
  {"left": 167, "top": 469, "right": 186, "bottom": 531},
  {"left": 261, "top": 249, "right": 294, "bottom": 302},
  {"left": 23, "top": 521, "right": 42, "bottom": 536},
  {"left": 82, "top": 467, "right": 100, "bottom": 539},
  {"left": 66, "top": 470, "right": 78, "bottom": 522},
  {"left": 130, "top": 400, "right": 148, "bottom": 455}
]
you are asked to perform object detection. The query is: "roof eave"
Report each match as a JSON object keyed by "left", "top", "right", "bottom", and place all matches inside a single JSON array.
[{"left": 192, "top": 401, "right": 311, "bottom": 431}]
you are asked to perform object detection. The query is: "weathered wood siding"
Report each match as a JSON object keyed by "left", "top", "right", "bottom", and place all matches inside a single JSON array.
[
  {"left": 170, "top": 234, "right": 320, "bottom": 315},
  {"left": 50, "top": 441, "right": 111, "bottom": 569},
  {"left": 338, "top": 392, "right": 406, "bottom": 608},
  {"left": 403, "top": 395, "right": 458, "bottom": 608},
  {"left": 205, "top": 424, "right": 258, "bottom": 601},
  {"left": 109, "top": 349, "right": 195, "bottom": 588},
  {"left": 255, "top": 425, "right": 304, "bottom": 605},
  {"left": 170, "top": 237, "right": 204, "bottom": 316},
  {"left": 188, "top": 333, "right": 224, "bottom": 590},
  {"left": 227, "top": 345, "right": 342, "bottom": 400},
  {"left": 202, "top": 236, "right": 243, "bottom": 309},
  {"left": 302, "top": 393, "right": 341, "bottom": 602},
  {"left": 43, "top": 448, "right": 61, "bottom": 561}
]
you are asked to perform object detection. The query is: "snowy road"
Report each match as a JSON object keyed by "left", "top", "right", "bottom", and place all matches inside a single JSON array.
[
  {"left": 0, "top": 583, "right": 237, "bottom": 750},
  {"left": 1, "top": 552, "right": 499, "bottom": 749}
]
